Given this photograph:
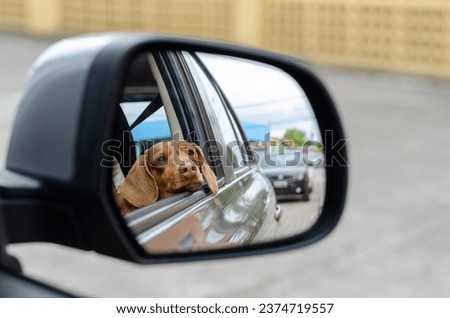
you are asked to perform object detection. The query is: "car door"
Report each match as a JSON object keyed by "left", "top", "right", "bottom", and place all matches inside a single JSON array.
[{"left": 178, "top": 50, "right": 279, "bottom": 245}]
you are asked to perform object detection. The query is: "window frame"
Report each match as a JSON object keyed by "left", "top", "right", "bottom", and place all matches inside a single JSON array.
[
  {"left": 189, "top": 52, "right": 256, "bottom": 166},
  {"left": 180, "top": 51, "right": 252, "bottom": 179},
  {"left": 191, "top": 52, "right": 259, "bottom": 167}
]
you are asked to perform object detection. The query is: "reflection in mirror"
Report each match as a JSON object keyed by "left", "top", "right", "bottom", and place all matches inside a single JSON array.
[
  {"left": 105, "top": 50, "right": 325, "bottom": 255},
  {"left": 198, "top": 53, "right": 325, "bottom": 240}
]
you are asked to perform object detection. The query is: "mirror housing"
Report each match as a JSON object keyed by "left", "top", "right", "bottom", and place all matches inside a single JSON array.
[{"left": 0, "top": 33, "right": 347, "bottom": 264}]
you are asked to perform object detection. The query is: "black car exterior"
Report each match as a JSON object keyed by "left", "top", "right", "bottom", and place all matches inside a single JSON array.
[{"left": 258, "top": 151, "right": 313, "bottom": 201}]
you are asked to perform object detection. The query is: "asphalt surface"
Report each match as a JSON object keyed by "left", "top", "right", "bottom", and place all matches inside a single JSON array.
[
  {"left": 2, "top": 33, "right": 450, "bottom": 297},
  {"left": 275, "top": 168, "right": 326, "bottom": 239}
]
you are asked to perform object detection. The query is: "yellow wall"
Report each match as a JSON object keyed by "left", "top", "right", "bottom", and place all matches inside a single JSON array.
[
  {"left": 0, "top": 0, "right": 26, "bottom": 31},
  {"left": 1, "top": 0, "right": 450, "bottom": 78}
]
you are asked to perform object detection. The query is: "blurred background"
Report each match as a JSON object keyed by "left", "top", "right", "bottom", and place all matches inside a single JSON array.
[
  {"left": 2, "top": 0, "right": 450, "bottom": 78},
  {"left": 1, "top": 0, "right": 450, "bottom": 296}
]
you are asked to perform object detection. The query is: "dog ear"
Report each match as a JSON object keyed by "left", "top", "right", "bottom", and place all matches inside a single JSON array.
[
  {"left": 194, "top": 145, "right": 218, "bottom": 195},
  {"left": 119, "top": 155, "right": 159, "bottom": 208}
]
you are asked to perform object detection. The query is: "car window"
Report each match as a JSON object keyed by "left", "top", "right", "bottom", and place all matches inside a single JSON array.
[
  {"left": 110, "top": 51, "right": 222, "bottom": 221},
  {"left": 120, "top": 101, "right": 172, "bottom": 157},
  {"left": 182, "top": 52, "right": 246, "bottom": 172}
]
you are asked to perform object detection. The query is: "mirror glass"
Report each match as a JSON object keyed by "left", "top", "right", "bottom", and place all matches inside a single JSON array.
[{"left": 105, "top": 50, "right": 325, "bottom": 254}]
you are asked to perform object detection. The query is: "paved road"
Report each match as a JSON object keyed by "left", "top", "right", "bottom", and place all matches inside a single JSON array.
[
  {"left": 2, "top": 33, "right": 450, "bottom": 297},
  {"left": 275, "top": 167, "right": 326, "bottom": 239}
]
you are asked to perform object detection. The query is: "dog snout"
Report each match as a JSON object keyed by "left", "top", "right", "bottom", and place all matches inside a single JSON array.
[{"left": 178, "top": 162, "right": 197, "bottom": 176}]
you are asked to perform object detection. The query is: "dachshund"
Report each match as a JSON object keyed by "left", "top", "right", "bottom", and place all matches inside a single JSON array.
[{"left": 115, "top": 140, "right": 218, "bottom": 214}]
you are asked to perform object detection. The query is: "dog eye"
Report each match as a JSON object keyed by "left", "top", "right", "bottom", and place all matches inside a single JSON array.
[
  {"left": 156, "top": 155, "right": 166, "bottom": 163},
  {"left": 188, "top": 149, "right": 195, "bottom": 156}
]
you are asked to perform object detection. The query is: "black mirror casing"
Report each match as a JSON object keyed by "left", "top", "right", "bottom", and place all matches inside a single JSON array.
[{"left": 0, "top": 33, "right": 348, "bottom": 264}]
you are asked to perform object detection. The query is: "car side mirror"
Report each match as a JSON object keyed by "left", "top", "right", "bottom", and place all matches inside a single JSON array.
[{"left": 0, "top": 33, "right": 348, "bottom": 264}]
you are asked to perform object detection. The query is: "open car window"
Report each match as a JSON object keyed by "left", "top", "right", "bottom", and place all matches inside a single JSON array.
[
  {"left": 112, "top": 51, "right": 220, "bottom": 218},
  {"left": 119, "top": 102, "right": 172, "bottom": 157}
]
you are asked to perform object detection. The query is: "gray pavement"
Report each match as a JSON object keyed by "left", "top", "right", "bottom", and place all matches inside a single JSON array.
[
  {"left": 2, "top": 33, "right": 450, "bottom": 297},
  {"left": 275, "top": 168, "right": 326, "bottom": 239}
]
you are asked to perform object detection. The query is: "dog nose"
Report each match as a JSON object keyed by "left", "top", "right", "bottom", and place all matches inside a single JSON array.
[{"left": 179, "top": 164, "right": 197, "bottom": 174}]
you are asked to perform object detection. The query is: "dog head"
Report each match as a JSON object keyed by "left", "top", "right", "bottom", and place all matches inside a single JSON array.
[{"left": 118, "top": 140, "right": 218, "bottom": 210}]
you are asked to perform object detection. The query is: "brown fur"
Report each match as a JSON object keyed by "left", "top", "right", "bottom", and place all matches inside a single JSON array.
[{"left": 116, "top": 140, "right": 218, "bottom": 213}]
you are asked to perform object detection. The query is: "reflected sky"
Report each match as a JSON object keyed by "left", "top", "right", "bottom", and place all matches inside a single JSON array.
[{"left": 198, "top": 53, "right": 321, "bottom": 140}]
